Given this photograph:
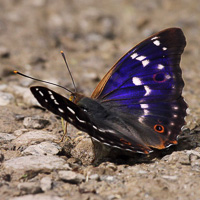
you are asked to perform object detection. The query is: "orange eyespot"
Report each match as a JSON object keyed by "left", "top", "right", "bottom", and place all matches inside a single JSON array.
[
  {"left": 154, "top": 124, "right": 165, "bottom": 133},
  {"left": 120, "top": 138, "right": 132, "bottom": 146}
]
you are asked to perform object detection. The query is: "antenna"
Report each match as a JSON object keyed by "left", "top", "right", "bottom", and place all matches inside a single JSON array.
[
  {"left": 60, "top": 51, "right": 77, "bottom": 93},
  {"left": 14, "top": 71, "right": 73, "bottom": 93}
]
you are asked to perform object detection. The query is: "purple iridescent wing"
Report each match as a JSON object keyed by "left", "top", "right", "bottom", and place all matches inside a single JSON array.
[{"left": 91, "top": 28, "right": 187, "bottom": 150}]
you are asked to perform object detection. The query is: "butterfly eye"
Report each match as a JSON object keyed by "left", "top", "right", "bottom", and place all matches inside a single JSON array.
[
  {"left": 153, "top": 72, "right": 168, "bottom": 83},
  {"left": 154, "top": 124, "right": 165, "bottom": 133}
]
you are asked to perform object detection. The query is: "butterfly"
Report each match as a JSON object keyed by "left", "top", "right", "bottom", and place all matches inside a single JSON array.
[{"left": 30, "top": 28, "right": 187, "bottom": 154}]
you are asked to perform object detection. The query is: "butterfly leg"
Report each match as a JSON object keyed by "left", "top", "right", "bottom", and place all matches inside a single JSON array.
[{"left": 55, "top": 118, "right": 71, "bottom": 143}]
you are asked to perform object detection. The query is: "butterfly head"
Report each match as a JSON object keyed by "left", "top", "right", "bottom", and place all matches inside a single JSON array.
[{"left": 69, "top": 93, "right": 85, "bottom": 104}]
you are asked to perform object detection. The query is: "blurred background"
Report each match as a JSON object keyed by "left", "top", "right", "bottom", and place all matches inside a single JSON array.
[
  {"left": 0, "top": 0, "right": 200, "bottom": 127},
  {"left": 0, "top": 1, "right": 200, "bottom": 199}
]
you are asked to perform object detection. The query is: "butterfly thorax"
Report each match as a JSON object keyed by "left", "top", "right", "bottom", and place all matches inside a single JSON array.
[{"left": 75, "top": 95, "right": 109, "bottom": 119}]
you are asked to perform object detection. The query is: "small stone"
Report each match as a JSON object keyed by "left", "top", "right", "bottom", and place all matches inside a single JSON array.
[
  {"left": 162, "top": 175, "right": 178, "bottom": 181},
  {"left": 71, "top": 138, "right": 95, "bottom": 165},
  {"left": 10, "top": 194, "right": 64, "bottom": 200},
  {"left": 12, "top": 85, "right": 38, "bottom": 106},
  {"left": 23, "top": 116, "right": 50, "bottom": 129},
  {"left": 137, "top": 170, "right": 147, "bottom": 174},
  {"left": 58, "top": 170, "right": 85, "bottom": 184},
  {"left": 13, "top": 129, "right": 28, "bottom": 136},
  {"left": 22, "top": 141, "right": 61, "bottom": 156},
  {"left": 40, "top": 176, "right": 52, "bottom": 191},
  {"left": 179, "top": 153, "right": 190, "bottom": 165},
  {"left": 0, "top": 46, "right": 10, "bottom": 58},
  {"left": 3, "top": 155, "right": 69, "bottom": 175},
  {"left": 18, "top": 182, "right": 42, "bottom": 194},
  {"left": 0, "top": 84, "right": 7, "bottom": 91},
  {"left": 89, "top": 174, "right": 100, "bottom": 181},
  {"left": 12, "top": 130, "right": 57, "bottom": 146},
  {"left": 14, "top": 114, "right": 25, "bottom": 121},
  {"left": 100, "top": 175, "right": 115, "bottom": 182},
  {"left": 0, "top": 92, "right": 14, "bottom": 106},
  {"left": 0, "top": 132, "right": 16, "bottom": 143}
]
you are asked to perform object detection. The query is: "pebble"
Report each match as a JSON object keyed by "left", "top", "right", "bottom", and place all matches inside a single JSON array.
[
  {"left": 23, "top": 116, "right": 50, "bottom": 129},
  {"left": 0, "top": 132, "right": 16, "bottom": 143},
  {"left": 13, "top": 129, "right": 29, "bottom": 136},
  {"left": 22, "top": 141, "right": 62, "bottom": 156},
  {"left": 12, "top": 85, "right": 38, "bottom": 106},
  {"left": 100, "top": 175, "right": 115, "bottom": 182},
  {"left": 12, "top": 130, "right": 57, "bottom": 146},
  {"left": 58, "top": 170, "right": 85, "bottom": 184},
  {"left": 40, "top": 176, "right": 52, "bottom": 191},
  {"left": 0, "top": 84, "right": 7, "bottom": 91},
  {"left": 3, "top": 155, "right": 70, "bottom": 174},
  {"left": 71, "top": 138, "right": 95, "bottom": 165},
  {"left": 0, "top": 46, "right": 10, "bottom": 58},
  {"left": 10, "top": 194, "right": 64, "bottom": 200},
  {"left": 162, "top": 175, "right": 178, "bottom": 181},
  {"left": 18, "top": 182, "right": 42, "bottom": 194},
  {"left": 0, "top": 92, "right": 14, "bottom": 106},
  {"left": 89, "top": 174, "right": 100, "bottom": 181}
]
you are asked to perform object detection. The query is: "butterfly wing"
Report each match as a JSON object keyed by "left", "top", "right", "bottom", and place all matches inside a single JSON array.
[
  {"left": 91, "top": 28, "right": 187, "bottom": 151},
  {"left": 30, "top": 86, "right": 153, "bottom": 154},
  {"left": 30, "top": 86, "right": 92, "bottom": 132}
]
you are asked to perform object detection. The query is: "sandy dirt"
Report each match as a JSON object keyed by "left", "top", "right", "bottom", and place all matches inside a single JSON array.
[{"left": 0, "top": 0, "right": 200, "bottom": 200}]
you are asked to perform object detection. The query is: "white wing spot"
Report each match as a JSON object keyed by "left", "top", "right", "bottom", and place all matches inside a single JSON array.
[
  {"left": 99, "top": 128, "right": 106, "bottom": 133},
  {"left": 173, "top": 106, "right": 178, "bottom": 110},
  {"left": 136, "top": 55, "right": 146, "bottom": 61},
  {"left": 142, "top": 59, "right": 149, "bottom": 67},
  {"left": 144, "top": 86, "right": 151, "bottom": 96},
  {"left": 50, "top": 94, "right": 55, "bottom": 100},
  {"left": 131, "top": 53, "right": 138, "bottom": 59},
  {"left": 98, "top": 137, "right": 105, "bottom": 141},
  {"left": 93, "top": 125, "right": 98, "bottom": 130},
  {"left": 173, "top": 114, "right": 178, "bottom": 118},
  {"left": 36, "top": 88, "right": 39, "bottom": 91},
  {"left": 91, "top": 137, "right": 99, "bottom": 142},
  {"left": 132, "top": 77, "right": 142, "bottom": 86},
  {"left": 144, "top": 109, "right": 149, "bottom": 115},
  {"left": 163, "top": 47, "right": 167, "bottom": 51},
  {"left": 170, "top": 122, "right": 175, "bottom": 126},
  {"left": 151, "top": 36, "right": 159, "bottom": 40},
  {"left": 113, "top": 145, "right": 122, "bottom": 150},
  {"left": 45, "top": 99, "right": 48, "bottom": 102},
  {"left": 67, "top": 106, "right": 75, "bottom": 114},
  {"left": 48, "top": 91, "right": 52, "bottom": 95},
  {"left": 165, "top": 74, "right": 171, "bottom": 79},
  {"left": 138, "top": 116, "right": 145, "bottom": 123},
  {"left": 68, "top": 117, "right": 73, "bottom": 122},
  {"left": 158, "top": 64, "right": 165, "bottom": 70},
  {"left": 76, "top": 116, "right": 86, "bottom": 123},
  {"left": 153, "top": 40, "right": 160, "bottom": 46},
  {"left": 141, "top": 104, "right": 149, "bottom": 109},
  {"left": 54, "top": 99, "right": 59, "bottom": 105},
  {"left": 58, "top": 108, "right": 64, "bottom": 113},
  {"left": 102, "top": 142, "right": 112, "bottom": 147},
  {"left": 39, "top": 91, "right": 44, "bottom": 96}
]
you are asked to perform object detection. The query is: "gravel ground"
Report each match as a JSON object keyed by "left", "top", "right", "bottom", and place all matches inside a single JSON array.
[{"left": 0, "top": 1, "right": 200, "bottom": 200}]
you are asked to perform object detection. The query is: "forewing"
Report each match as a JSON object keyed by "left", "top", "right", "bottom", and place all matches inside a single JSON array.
[
  {"left": 91, "top": 28, "right": 186, "bottom": 103},
  {"left": 30, "top": 86, "right": 92, "bottom": 132},
  {"left": 31, "top": 86, "right": 153, "bottom": 154}
]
